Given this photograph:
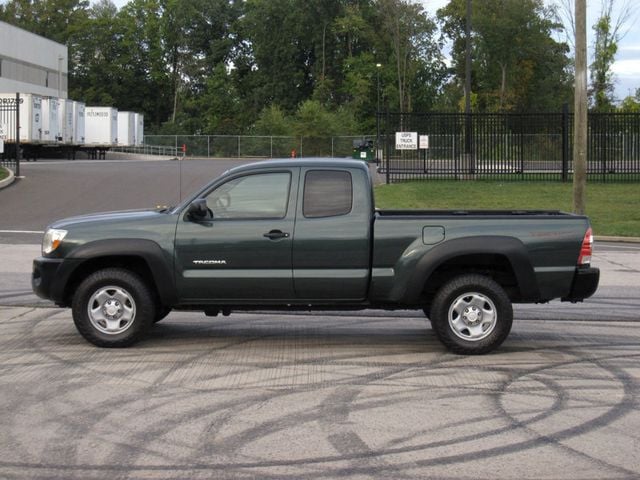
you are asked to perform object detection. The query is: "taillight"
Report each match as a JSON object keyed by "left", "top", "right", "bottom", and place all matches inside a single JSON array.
[{"left": 578, "top": 227, "right": 593, "bottom": 266}]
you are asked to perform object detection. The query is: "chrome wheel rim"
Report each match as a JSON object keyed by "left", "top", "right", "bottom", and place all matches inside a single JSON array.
[
  {"left": 448, "top": 292, "right": 497, "bottom": 342},
  {"left": 87, "top": 286, "right": 136, "bottom": 335}
]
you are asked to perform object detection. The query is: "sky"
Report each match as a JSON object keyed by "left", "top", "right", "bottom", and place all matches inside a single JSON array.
[{"left": 107, "top": 0, "right": 640, "bottom": 102}]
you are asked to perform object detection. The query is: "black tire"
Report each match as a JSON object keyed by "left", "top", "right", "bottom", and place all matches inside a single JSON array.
[
  {"left": 71, "top": 268, "right": 156, "bottom": 347},
  {"left": 430, "top": 274, "right": 512, "bottom": 355},
  {"left": 154, "top": 306, "right": 172, "bottom": 323}
]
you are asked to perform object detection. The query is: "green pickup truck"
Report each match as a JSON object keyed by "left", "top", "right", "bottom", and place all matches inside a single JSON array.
[{"left": 33, "top": 159, "right": 599, "bottom": 354}]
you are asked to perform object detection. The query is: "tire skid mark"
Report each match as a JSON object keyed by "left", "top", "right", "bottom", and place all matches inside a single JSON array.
[
  {"left": 494, "top": 348, "right": 639, "bottom": 477},
  {"left": 1, "top": 309, "right": 639, "bottom": 478}
]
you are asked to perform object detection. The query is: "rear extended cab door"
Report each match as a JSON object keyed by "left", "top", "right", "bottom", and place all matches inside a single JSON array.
[{"left": 292, "top": 165, "right": 373, "bottom": 300}]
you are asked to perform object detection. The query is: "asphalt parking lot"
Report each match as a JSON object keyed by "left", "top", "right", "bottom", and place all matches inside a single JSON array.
[{"left": 1, "top": 158, "right": 639, "bottom": 479}]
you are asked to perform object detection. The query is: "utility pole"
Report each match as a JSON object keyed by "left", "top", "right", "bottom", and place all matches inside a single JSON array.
[
  {"left": 573, "top": 0, "right": 587, "bottom": 214},
  {"left": 376, "top": 63, "right": 382, "bottom": 162},
  {"left": 465, "top": 0, "right": 472, "bottom": 116},
  {"left": 465, "top": 0, "right": 474, "bottom": 174}
]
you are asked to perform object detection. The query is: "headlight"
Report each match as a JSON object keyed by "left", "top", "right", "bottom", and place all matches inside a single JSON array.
[{"left": 42, "top": 229, "right": 67, "bottom": 255}]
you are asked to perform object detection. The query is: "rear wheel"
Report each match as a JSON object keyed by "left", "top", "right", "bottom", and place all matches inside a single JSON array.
[
  {"left": 430, "top": 274, "right": 512, "bottom": 355},
  {"left": 72, "top": 268, "right": 155, "bottom": 347}
]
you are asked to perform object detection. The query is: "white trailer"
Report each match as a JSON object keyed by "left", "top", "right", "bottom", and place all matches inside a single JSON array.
[
  {"left": 58, "top": 99, "right": 74, "bottom": 144},
  {"left": 85, "top": 107, "right": 117, "bottom": 145},
  {"left": 0, "top": 93, "right": 43, "bottom": 143},
  {"left": 117, "top": 111, "right": 135, "bottom": 146},
  {"left": 41, "top": 97, "right": 61, "bottom": 142},
  {"left": 134, "top": 113, "right": 144, "bottom": 146},
  {"left": 72, "top": 101, "right": 85, "bottom": 144}
]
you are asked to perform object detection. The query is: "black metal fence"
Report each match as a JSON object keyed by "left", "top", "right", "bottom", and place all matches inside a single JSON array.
[
  {"left": 0, "top": 93, "right": 20, "bottom": 176},
  {"left": 378, "top": 109, "right": 640, "bottom": 182}
]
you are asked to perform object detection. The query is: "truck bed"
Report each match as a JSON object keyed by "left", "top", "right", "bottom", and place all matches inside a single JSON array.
[{"left": 376, "top": 209, "right": 571, "bottom": 217}]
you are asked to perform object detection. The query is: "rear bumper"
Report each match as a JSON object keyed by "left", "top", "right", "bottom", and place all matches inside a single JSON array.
[
  {"left": 32, "top": 257, "right": 65, "bottom": 304},
  {"left": 562, "top": 267, "right": 600, "bottom": 302}
]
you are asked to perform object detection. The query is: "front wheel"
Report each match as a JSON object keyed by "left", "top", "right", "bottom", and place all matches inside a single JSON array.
[
  {"left": 430, "top": 274, "right": 513, "bottom": 355},
  {"left": 72, "top": 268, "right": 155, "bottom": 347}
]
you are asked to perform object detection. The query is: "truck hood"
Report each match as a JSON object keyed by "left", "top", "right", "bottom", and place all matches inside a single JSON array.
[{"left": 49, "top": 209, "right": 168, "bottom": 230}]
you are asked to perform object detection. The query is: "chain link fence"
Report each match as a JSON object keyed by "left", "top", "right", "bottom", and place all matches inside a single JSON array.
[{"left": 143, "top": 135, "right": 376, "bottom": 159}]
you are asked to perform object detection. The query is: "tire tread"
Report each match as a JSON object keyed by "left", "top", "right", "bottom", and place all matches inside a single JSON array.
[
  {"left": 72, "top": 268, "right": 155, "bottom": 347},
  {"left": 430, "top": 274, "right": 513, "bottom": 355}
]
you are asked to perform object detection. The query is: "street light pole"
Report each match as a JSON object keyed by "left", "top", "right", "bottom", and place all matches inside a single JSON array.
[
  {"left": 376, "top": 63, "right": 382, "bottom": 162},
  {"left": 57, "top": 55, "right": 64, "bottom": 98}
]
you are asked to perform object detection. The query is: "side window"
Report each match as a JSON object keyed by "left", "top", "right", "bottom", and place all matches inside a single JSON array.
[
  {"left": 205, "top": 172, "right": 291, "bottom": 219},
  {"left": 303, "top": 170, "right": 353, "bottom": 218}
]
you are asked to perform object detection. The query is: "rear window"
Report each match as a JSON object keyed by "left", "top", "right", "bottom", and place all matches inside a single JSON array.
[{"left": 303, "top": 170, "right": 353, "bottom": 218}]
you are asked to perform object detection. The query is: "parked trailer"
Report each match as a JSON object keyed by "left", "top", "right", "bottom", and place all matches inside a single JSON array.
[
  {"left": 41, "top": 97, "right": 61, "bottom": 143},
  {"left": 58, "top": 99, "right": 74, "bottom": 144},
  {"left": 117, "top": 111, "right": 135, "bottom": 146},
  {"left": 0, "top": 93, "right": 43, "bottom": 143},
  {"left": 73, "top": 101, "right": 85, "bottom": 145},
  {"left": 134, "top": 112, "right": 144, "bottom": 146},
  {"left": 84, "top": 107, "right": 117, "bottom": 158},
  {"left": 0, "top": 93, "right": 48, "bottom": 160}
]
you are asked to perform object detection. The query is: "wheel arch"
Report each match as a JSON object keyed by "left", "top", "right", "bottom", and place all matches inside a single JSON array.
[
  {"left": 403, "top": 236, "right": 539, "bottom": 305},
  {"left": 55, "top": 239, "right": 176, "bottom": 307}
]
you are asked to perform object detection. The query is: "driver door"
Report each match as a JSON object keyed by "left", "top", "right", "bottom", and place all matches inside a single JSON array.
[{"left": 174, "top": 168, "right": 298, "bottom": 302}]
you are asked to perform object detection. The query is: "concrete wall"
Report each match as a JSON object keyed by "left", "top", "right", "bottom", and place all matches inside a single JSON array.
[{"left": 0, "top": 21, "right": 68, "bottom": 98}]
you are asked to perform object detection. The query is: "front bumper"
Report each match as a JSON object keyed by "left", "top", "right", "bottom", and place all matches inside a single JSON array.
[
  {"left": 32, "top": 257, "right": 65, "bottom": 303},
  {"left": 562, "top": 267, "right": 600, "bottom": 302}
]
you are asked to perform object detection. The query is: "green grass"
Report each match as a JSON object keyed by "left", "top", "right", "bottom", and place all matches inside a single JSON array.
[
  {"left": 0, "top": 167, "right": 8, "bottom": 182},
  {"left": 374, "top": 180, "right": 640, "bottom": 237}
]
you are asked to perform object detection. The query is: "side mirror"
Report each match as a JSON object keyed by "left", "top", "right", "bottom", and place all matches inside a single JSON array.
[{"left": 187, "top": 198, "right": 211, "bottom": 220}]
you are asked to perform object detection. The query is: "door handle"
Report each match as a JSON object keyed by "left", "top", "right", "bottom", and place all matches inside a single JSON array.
[{"left": 263, "top": 230, "right": 290, "bottom": 240}]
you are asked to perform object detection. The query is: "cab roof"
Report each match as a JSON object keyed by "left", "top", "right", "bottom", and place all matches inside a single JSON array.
[{"left": 226, "top": 158, "right": 370, "bottom": 175}]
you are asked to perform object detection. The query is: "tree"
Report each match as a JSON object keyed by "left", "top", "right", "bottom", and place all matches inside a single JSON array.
[
  {"left": 377, "top": 0, "right": 443, "bottom": 113},
  {"left": 554, "top": 0, "right": 634, "bottom": 110},
  {"left": 253, "top": 105, "right": 292, "bottom": 135},
  {"left": 618, "top": 94, "right": 640, "bottom": 112},
  {"left": 438, "top": 0, "right": 572, "bottom": 112},
  {"left": 588, "top": 1, "right": 633, "bottom": 110}
]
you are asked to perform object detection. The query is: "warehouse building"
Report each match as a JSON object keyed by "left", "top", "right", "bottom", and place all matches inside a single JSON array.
[{"left": 0, "top": 20, "right": 68, "bottom": 99}]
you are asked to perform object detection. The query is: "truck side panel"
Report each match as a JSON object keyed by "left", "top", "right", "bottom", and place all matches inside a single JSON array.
[{"left": 370, "top": 214, "right": 590, "bottom": 304}]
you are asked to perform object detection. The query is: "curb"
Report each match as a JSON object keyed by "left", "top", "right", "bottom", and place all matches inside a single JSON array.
[
  {"left": 0, "top": 167, "right": 15, "bottom": 190},
  {"left": 595, "top": 235, "right": 640, "bottom": 244}
]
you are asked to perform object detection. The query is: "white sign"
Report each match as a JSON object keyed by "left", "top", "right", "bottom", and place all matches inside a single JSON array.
[
  {"left": 0, "top": 139, "right": 3, "bottom": 154},
  {"left": 395, "top": 131, "right": 418, "bottom": 150},
  {"left": 419, "top": 135, "right": 429, "bottom": 149},
  {"left": 0, "top": 123, "right": 6, "bottom": 140}
]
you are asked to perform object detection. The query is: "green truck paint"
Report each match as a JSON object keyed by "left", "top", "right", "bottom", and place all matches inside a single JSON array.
[{"left": 32, "top": 159, "right": 599, "bottom": 354}]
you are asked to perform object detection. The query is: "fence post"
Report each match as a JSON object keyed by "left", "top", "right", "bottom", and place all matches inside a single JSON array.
[
  {"left": 15, "top": 92, "right": 20, "bottom": 177},
  {"left": 270, "top": 136, "right": 273, "bottom": 158},
  {"left": 207, "top": 136, "right": 210, "bottom": 158},
  {"left": 561, "top": 102, "right": 569, "bottom": 182},
  {"left": 300, "top": 137, "right": 303, "bottom": 158},
  {"left": 465, "top": 111, "right": 474, "bottom": 174},
  {"left": 385, "top": 106, "right": 391, "bottom": 184}
]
